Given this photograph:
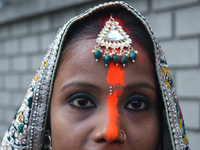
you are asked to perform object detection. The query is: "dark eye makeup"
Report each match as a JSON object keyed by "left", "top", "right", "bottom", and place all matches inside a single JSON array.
[
  {"left": 67, "top": 93, "right": 151, "bottom": 111},
  {"left": 124, "top": 94, "right": 151, "bottom": 111},
  {"left": 67, "top": 93, "right": 96, "bottom": 109}
]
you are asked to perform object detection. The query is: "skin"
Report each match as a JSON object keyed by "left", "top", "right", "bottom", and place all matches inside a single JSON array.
[{"left": 50, "top": 38, "right": 160, "bottom": 150}]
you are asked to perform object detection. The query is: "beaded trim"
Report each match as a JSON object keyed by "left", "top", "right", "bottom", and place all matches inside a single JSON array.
[
  {"left": 139, "top": 16, "right": 189, "bottom": 150},
  {"left": 109, "top": 86, "right": 113, "bottom": 95},
  {"left": 1, "top": 1, "right": 189, "bottom": 150},
  {"left": 27, "top": 26, "right": 67, "bottom": 149}
]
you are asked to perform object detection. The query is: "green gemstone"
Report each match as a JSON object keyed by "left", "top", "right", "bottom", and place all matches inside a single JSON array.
[
  {"left": 112, "top": 55, "right": 119, "bottom": 64},
  {"left": 104, "top": 55, "right": 111, "bottom": 64},
  {"left": 130, "top": 51, "right": 137, "bottom": 61},
  {"left": 94, "top": 50, "right": 101, "bottom": 60},
  {"left": 121, "top": 55, "right": 128, "bottom": 64},
  {"left": 170, "top": 79, "right": 173, "bottom": 86}
]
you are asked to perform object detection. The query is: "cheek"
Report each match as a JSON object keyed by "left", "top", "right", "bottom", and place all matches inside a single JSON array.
[
  {"left": 50, "top": 101, "right": 73, "bottom": 149},
  {"left": 126, "top": 111, "right": 160, "bottom": 149},
  {"left": 50, "top": 100, "right": 93, "bottom": 149}
]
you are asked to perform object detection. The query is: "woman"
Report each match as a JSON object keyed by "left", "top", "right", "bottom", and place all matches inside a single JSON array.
[{"left": 1, "top": 1, "right": 190, "bottom": 150}]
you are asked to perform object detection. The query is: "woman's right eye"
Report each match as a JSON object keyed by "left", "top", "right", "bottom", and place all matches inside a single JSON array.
[{"left": 68, "top": 93, "right": 96, "bottom": 109}]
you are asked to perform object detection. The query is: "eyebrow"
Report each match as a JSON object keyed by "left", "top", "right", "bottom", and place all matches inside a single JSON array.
[
  {"left": 60, "top": 82, "right": 101, "bottom": 92},
  {"left": 124, "top": 83, "right": 157, "bottom": 92}
]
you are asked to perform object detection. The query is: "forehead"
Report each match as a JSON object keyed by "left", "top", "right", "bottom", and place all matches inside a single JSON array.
[{"left": 56, "top": 38, "right": 155, "bottom": 88}]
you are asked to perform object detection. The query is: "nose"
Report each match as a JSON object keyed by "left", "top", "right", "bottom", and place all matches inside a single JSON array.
[
  {"left": 92, "top": 88, "right": 125, "bottom": 144},
  {"left": 92, "top": 112, "right": 125, "bottom": 144},
  {"left": 92, "top": 125, "right": 125, "bottom": 143}
]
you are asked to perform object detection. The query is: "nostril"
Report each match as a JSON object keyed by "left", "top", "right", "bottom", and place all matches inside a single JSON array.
[
  {"left": 98, "top": 138, "right": 106, "bottom": 143},
  {"left": 97, "top": 138, "right": 121, "bottom": 143},
  {"left": 114, "top": 140, "right": 121, "bottom": 143}
]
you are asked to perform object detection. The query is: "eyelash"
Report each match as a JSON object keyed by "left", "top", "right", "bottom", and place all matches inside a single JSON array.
[
  {"left": 67, "top": 93, "right": 150, "bottom": 111},
  {"left": 124, "top": 94, "right": 151, "bottom": 111},
  {"left": 67, "top": 93, "right": 96, "bottom": 109}
]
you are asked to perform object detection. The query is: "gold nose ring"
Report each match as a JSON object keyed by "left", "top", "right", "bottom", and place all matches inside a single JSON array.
[{"left": 121, "top": 130, "right": 126, "bottom": 142}]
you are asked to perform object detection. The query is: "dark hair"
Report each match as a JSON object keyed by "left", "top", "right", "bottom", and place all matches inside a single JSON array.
[{"left": 60, "top": 6, "right": 155, "bottom": 65}]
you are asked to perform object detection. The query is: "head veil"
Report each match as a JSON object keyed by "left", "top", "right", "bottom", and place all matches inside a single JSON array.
[{"left": 1, "top": 1, "right": 190, "bottom": 150}]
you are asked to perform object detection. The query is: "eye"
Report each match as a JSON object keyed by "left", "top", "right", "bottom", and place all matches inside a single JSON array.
[
  {"left": 68, "top": 93, "right": 96, "bottom": 109},
  {"left": 124, "top": 95, "right": 150, "bottom": 111}
]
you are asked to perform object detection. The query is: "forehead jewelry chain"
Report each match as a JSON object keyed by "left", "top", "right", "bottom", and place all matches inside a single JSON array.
[
  {"left": 109, "top": 86, "right": 113, "bottom": 95},
  {"left": 92, "top": 16, "right": 138, "bottom": 67}
]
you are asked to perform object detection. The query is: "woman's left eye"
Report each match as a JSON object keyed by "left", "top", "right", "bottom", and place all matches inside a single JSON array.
[
  {"left": 124, "top": 95, "right": 150, "bottom": 111},
  {"left": 68, "top": 93, "right": 96, "bottom": 109}
]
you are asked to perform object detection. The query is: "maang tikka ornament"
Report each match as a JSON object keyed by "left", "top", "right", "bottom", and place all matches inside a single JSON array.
[{"left": 92, "top": 16, "right": 138, "bottom": 67}]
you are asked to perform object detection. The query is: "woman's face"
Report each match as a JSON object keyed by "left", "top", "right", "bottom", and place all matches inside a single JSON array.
[{"left": 50, "top": 38, "right": 160, "bottom": 150}]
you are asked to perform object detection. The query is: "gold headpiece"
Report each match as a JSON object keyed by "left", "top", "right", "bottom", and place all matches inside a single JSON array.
[{"left": 92, "top": 16, "right": 138, "bottom": 67}]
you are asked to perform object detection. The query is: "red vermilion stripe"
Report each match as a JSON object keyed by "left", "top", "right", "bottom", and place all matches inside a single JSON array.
[
  {"left": 106, "top": 90, "right": 122, "bottom": 141},
  {"left": 107, "top": 62, "right": 125, "bottom": 87},
  {"left": 106, "top": 62, "right": 125, "bottom": 141}
]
